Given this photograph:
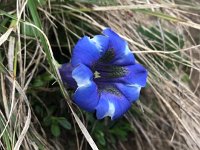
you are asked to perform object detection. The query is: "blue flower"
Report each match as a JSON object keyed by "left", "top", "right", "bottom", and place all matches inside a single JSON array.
[{"left": 59, "top": 28, "right": 147, "bottom": 120}]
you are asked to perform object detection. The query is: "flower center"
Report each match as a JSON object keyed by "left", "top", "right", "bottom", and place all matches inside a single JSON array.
[
  {"left": 91, "top": 48, "right": 129, "bottom": 96},
  {"left": 92, "top": 48, "right": 128, "bottom": 80},
  {"left": 93, "top": 64, "right": 128, "bottom": 79}
]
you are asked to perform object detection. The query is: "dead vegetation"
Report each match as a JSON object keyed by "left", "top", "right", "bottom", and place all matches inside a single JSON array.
[{"left": 0, "top": 0, "right": 200, "bottom": 149}]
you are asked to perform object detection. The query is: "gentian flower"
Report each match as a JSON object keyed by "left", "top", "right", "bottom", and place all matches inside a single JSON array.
[{"left": 59, "top": 28, "right": 147, "bottom": 120}]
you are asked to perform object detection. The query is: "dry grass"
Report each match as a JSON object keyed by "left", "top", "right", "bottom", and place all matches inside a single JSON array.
[
  {"left": 92, "top": 0, "right": 200, "bottom": 149},
  {"left": 0, "top": 0, "right": 200, "bottom": 149}
]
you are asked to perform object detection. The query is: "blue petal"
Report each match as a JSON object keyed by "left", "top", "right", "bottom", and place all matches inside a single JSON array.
[
  {"left": 73, "top": 82, "right": 99, "bottom": 112},
  {"left": 94, "top": 63, "right": 148, "bottom": 87},
  {"left": 95, "top": 95, "right": 109, "bottom": 119},
  {"left": 121, "top": 63, "right": 148, "bottom": 87},
  {"left": 115, "top": 83, "right": 141, "bottom": 103},
  {"left": 72, "top": 63, "right": 93, "bottom": 87},
  {"left": 71, "top": 36, "right": 101, "bottom": 67},
  {"left": 59, "top": 63, "right": 77, "bottom": 88},
  {"left": 91, "top": 35, "right": 109, "bottom": 55},
  {"left": 95, "top": 91, "right": 131, "bottom": 120},
  {"left": 72, "top": 64, "right": 99, "bottom": 112},
  {"left": 102, "top": 28, "right": 135, "bottom": 65}
]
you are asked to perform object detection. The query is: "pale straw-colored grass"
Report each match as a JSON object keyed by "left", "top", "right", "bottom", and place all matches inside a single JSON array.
[{"left": 0, "top": 0, "right": 200, "bottom": 149}]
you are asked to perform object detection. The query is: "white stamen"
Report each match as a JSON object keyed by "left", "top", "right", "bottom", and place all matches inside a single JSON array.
[{"left": 94, "top": 71, "right": 101, "bottom": 79}]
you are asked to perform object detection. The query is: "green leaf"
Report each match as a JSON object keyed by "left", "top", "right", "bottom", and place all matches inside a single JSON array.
[
  {"left": 32, "top": 72, "right": 53, "bottom": 88},
  {"left": 109, "top": 121, "right": 133, "bottom": 141},
  {"left": 181, "top": 73, "right": 190, "bottom": 83},
  {"left": 51, "top": 124, "right": 60, "bottom": 137},
  {"left": 43, "top": 116, "right": 51, "bottom": 126},
  {"left": 57, "top": 117, "right": 72, "bottom": 130},
  {"left": 138, "top": 26, "right": 184, "bottom": 51},
  {"left": 38, "top": 0, "right": 47, "bottom": 5},
  {"left": 0, "top": 51, "right": 5, "bottom": 73},
  {"left": 35, "top": 105, "right": 43, "bottom": 115},
  {"left": 137, "top": 25, "right": 184, "bottom": 70},
  {"left": 95, "top": 131, "right": 106, "bottom": 146},
  {"left": 0, "top": 25, "right": 7, "bottom": 33},
  {"left": 0, "top": 117, "right": 12, "bottom": 150},
  {"left": 21, "top": 23, "right": 38, "bottom": 37}
]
